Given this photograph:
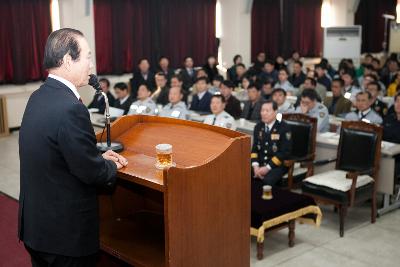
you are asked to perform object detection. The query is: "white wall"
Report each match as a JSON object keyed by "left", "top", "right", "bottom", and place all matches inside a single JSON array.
[
  {"left": 219, "top": 0, "right": 252, "bottom": 68},
  {"left": 330, "top": 0, "right": 357, "bottom": 26}
]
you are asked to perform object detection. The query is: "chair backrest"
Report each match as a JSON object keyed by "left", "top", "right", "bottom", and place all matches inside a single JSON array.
[
  {"left": 282, "top": 113, "right": 317, "bottom": 160},
  {"left": 336, "top": 121, "right": 382, "bottom": 178}
]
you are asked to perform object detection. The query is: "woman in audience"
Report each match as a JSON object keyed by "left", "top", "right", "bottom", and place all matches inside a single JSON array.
[
  {"left": 233, "top": 63, "right": 247, "bottom": 87},
  {"left": 203, "top": 55, "right": 219, "bottom": 82},
  {"left": 387, "top": 71, "right": 400, "bottom": 97},
  {"left": 227, "top": 54, "right": 242, "bottom": 81},
  {"left": 273, "top": 68, "right": 294, "bottom": 93},
  {"left": 241, "top": 75, "right": 251, "bottom": 90},
  {"left": 275, "top": 55, "right": 286, "bottom": 70}
]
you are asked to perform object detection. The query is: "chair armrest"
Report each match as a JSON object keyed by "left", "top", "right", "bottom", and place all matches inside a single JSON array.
[
  {"left": 313, "top": 158, "right": 337, "bottom": 166},
  {"left": 346, "top": 171, "right": 359, "bottom": 207}
]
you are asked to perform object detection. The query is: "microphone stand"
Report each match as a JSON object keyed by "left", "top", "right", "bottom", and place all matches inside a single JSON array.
[{"left": 96, "top": 91, "right": 124, "bottom": 153}]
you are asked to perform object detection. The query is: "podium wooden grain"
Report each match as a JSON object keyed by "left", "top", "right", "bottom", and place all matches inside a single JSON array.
[{"left": 96, "top": 115, "right": 251, "bottom": 267}]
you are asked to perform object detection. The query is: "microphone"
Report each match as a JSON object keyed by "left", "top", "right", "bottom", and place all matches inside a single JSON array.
[
  {"left": 88, "top": 74, "right": 102, "bottom": 94},
  {"left": 88, "top": 74, "right": 124, "bottom": 153}
]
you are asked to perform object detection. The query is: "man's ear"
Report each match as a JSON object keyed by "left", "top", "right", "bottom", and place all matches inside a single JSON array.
[{"left": 63, "top": 54, "right": 72, "bottom": 71}]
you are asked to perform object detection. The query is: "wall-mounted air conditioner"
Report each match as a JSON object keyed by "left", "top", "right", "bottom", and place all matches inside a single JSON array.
[{"left": 323, "top": 26, "right": 362, "bottom": 69}]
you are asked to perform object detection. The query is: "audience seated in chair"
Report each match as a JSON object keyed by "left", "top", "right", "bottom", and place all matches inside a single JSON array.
[
  {"left": 241, "top": 82, "right": 264, "bottom": 121},
  {"left": 130, "top": 58, "right": 156, "bottom": 100},
  {"left": 288, "top": 60, "right": 306, "bottom": 88},
  {"left": 113, "top": 82, "right": 133, "bottom": 115},
  {"left": 274, "top": 68, "right": 294, "bottom": 93},
  {"left": 159, "top": 87, "right": 189, "bottom": 120},
  {"left": 87, "top": 78, "right": 115, "bottom": 114},
  {"left": 261, "top": 80, "right": 274, "bottom": 101},
  {"left": 151, "top": 72, "right": 170, "bottom": 106},
  {"left": 345, "top": 91, "right": 382, "bottom": 125},
  {"left": 251, "top": 100, "right": 292, "bottom": 186},
  {"left": 295, "top": 89, "right": 329, "bottom": 132},
  {"left": 324, "top": 78, "right": 352, "bottom": 117},
  {"left": 179, "top": 56, "right": 196, "bottom": 90},
  {"left": 258, "top": 59, "right": 278, "bottom": 84},
  {"left": 190, "top": 77, "right": 212, "bottom": 114},
  {"left": 128, "top": 84, "right": 157, "bottom": 115},
  {"left": 156, "top": 56, "right": 174, "bottom": 83},
  {"left": 383, "top": 93, "right": 400, "bottom": 179},
  {"left": 203, "top": 94, "right": 236, "bottom": 130},
  {"left": 272, "top": 88, "right": 294, "bottom": 114},
  {"left": 367, "top": 81, "right": 388, "bottom": 119},
  {"left": 341, "top": 70, "right": 361, "bottom": 103},
  {"left": 220, "top": 80, "right": 242, "bottom": 119}
]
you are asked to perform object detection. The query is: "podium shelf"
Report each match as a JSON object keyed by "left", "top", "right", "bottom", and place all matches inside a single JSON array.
[{"left": 100, "top": 211, "right": 165, "bottom": 267}]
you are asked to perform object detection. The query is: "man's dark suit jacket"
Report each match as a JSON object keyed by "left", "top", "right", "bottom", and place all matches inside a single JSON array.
[
  {"left": 241, "top": 99, "right": 264, "bottom": 121},
  {"left": 114, "top": 96, "right": 134, "bottom": 115},
  {"left": 179, "top": 68, "right": 196, "bottom": 90},
  {"left": 130, "top": 71, "right": 156, "bottom": 99},
  {"left": 18, "top": 77, "right": 117, "bottom": 257},
  {"left": 225, "top": 95, "right": 242, "bottom": 119},
  {"left": 190, "top": 91, "right": 212, "bottom": 113},
  {"left": 88, "top": 91, "right": 115, "bottom": 114}
]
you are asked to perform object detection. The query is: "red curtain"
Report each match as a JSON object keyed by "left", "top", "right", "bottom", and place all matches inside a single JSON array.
[
  {"left": 355, "top": 0, "right": 397, "bottom": 53},
  {"left": 283, "top": 0, "right": 322, "bottom": 57},
  {"left": 251, "top": 0, "right": 282, "bottom": 61},
  {"left": 93, "top": 0, "right": 217, "bottom": 75},
  {"left": 251, "top": 0, "right": 322, "bottom": 60},
  {"left": 0, "top": 0, "right": 51, "bottom": 84}
]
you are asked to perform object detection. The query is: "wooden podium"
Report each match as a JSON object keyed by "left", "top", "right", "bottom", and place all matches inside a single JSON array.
[{"left": 96, "top": 115, "right": 251, "bottom": 267}]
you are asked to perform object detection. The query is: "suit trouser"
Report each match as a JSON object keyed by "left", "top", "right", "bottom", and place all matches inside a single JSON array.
[{"left": 25, "top": 245, "right": 97, "bottom": 267}]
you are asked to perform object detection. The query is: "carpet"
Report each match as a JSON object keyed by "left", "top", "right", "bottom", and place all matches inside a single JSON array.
[{"left": 0, "top": 193, "right": 30, "bottom": 267}]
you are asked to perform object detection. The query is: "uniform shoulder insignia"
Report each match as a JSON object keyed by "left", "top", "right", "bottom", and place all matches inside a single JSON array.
[
  {"left": 318, "top": 105, "right": 324, "bottom": 109},
  {"left": 146, "top": 106, "right": 151, "bottom": 113},
  {"left": 286, "top": 132, "right": 292, "bottom": 140},
  {"left": 319, "top": 112, "right": 325, "bottom": 118}
]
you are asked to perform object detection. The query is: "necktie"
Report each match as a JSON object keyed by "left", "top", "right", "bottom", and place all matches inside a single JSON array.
[
  {"left": 265, "top": 126, "right": 270, "bottom": 135},
  {"left": 212, "top": 116, "right": 217, "bottom": 125}
]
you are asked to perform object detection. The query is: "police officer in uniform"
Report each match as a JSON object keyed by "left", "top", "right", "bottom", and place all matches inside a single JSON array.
[
  {"left": 204, "top": 94, "right": 236, "bottom": 130},
  {"left": 271, "top": 88, "right": 294, "bottom": 114},
  {"left": 159, "top": 87, "right": 189, "bottom": 120},
  {"left": 295, "top": 89, "right": 330, "bottom": 132},
  {"left": 128, "top": 84, "right": 157, "bottom": 115},
  {"left": 345, "top": 91, "right": 383, "bottom": 124},
  {"left": 251, "top": 100, "right": 292, "bottom": 186}
]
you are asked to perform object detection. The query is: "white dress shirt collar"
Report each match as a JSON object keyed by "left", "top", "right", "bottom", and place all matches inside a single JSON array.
[
  {"left": 48, "top": 74, "right": 80, "bottom": 100},
  {"left": 198, "top": 90, "right": 207, "bottom": 100},
  {"left": 120, "top": 95, "right": 130, "bottom": 105},
  {"left": 266, "top": 120, "right": 276, "bottom": 131}
]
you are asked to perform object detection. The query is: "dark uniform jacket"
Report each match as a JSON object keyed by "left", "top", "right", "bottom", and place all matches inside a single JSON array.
[
  {"left": 190, "top": 91, "right": 212, "bottom": 113},
  {"left": 114, "top": 96, "right": 134, "bottom": 115},
  {"left": 383, "top": 113, "right": 400, "bottom": 143},
  {"left": 18, "top": 77, "right": 117, "bottom": 257},
  {"left": 241, "top": 99, "right": 264, "bottom": 121},
  {"left": 180, "top": 68, "right": 196, "bottom": 90},
  {"left": 130, "top": 71, "right": 156, "bottom": 99},
  {"left": 371, "top": 99, "right": 388, "bottom": 119},
  {"left": 225, "top": 95, "right": 242, "bottom": 119},
  {"left": 251, "top": 120, "right": 292, "bottom": 169},
  {"left": 88, "top": 92, "right": 115, "bottom": 114}
]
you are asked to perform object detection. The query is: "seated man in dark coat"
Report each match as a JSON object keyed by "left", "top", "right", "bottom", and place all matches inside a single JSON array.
[
  {"left": 87, "top": 78, "right": 115, "bottom": 113},
  {"left": 113, "top": 82, "right": 133, "bottom": 115},
  {"left": 220, "top": 80, "right": 242, "bottom": 119},
  {"left": 130, "top": 58, "right": 156, "bottom": 99},
  {"left": 241, "top": 82, "right": 264, "bottom": 121},
  {"left": 190, "top": 77, "right": 212, "bottom": 113},
  {"left": 251, "top": 100, "right": 292, "bottom": 185}
]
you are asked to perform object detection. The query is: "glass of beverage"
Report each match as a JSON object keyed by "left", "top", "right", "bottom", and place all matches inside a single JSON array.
[
  {"left": 262, "top": 185, "right": 273, "bottom": 200},
  {"left": 155, "top": 144, "right": 176, "bottom": 169}
]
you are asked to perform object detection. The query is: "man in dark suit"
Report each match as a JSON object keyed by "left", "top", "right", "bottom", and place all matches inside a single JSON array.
[
  {"left": 130, "top": 58, "right": 156, "bottom": 99},
  {"left": 19, "top": 28, "right": 128, "bottom": 267},
  {"left": 241, "top": 82, "right": 264, "bottom": 121},
  {"left": 156, "top": 56, "right": 175, "bottom": 84},
  {"left": 220, "top": 80, "right": 242, "bottom": 119},
  {"left": 179, "top": 56, "right": 196, "bottom": 90},
  {"left": 113, "top": 82, "right": 133, "bottom": 115},
  {"left": 251, "top": 100, "right": 292, "bottom": 185},
  {"left": 87, "top": 77, "right": 115, "bottom": 113},
  {"left": 366, "top": 81, "right": 388, "bottom": 119},
  {"left": 190, "top": 77, "right": 212, "bottom": 113}
]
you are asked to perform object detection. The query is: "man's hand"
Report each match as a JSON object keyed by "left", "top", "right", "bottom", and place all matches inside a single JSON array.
[
  {"left": 257, "top": 166, "right": 270, "bottom": 177},
  {"left": 102, "top": 150, "right": 128, "bottom": 169},
  {"left": 253, "top": 166, "right": 261, "bottom": 179}
]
